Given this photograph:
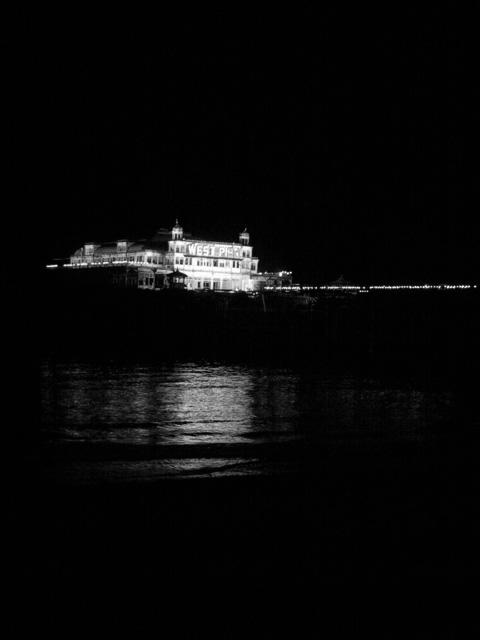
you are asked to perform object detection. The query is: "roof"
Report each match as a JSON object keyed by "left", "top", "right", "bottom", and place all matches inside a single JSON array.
[
  {"left": 143, "top": 240, "right": 169, "bottom": 251},
  {"left": 186, "top": 237, "right": 244, "bottom": 246},
  {"left": 127, "top": 242, "right": 147, "bottom": 252},
  {"left": 92, "top": 244, "right": 119, "bottom": 255},
  {"left": 72, "top": 227, "right": 249, "bottom": 257}
]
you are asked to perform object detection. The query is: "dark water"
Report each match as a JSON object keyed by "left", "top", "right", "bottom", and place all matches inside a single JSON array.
[
  {"left": 9, "top": 356, "right": 475, "bottom": 584},
  {"left": 40, "top": 359, "right": 467, "bottom": 484}
]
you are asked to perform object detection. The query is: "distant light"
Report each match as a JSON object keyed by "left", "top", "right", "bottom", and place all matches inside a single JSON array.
[
  {"left": 262, "top": 283, "right": 477, "bottom": 293},
  {"left": 46, "top": 264, "right": 58, "bottom": 268}
]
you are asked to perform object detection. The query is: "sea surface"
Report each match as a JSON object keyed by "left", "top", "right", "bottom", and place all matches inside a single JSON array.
[{"left": 40, "top": 359, "right": 469, "bottom": 484}]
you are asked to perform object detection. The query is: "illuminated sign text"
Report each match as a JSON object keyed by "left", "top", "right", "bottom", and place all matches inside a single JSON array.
[{"left": 185, "top": 243, "right": 242, "bottom": 259}]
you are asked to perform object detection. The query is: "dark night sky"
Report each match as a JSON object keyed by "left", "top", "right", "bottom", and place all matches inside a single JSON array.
[{"left": 34, "top": 8, "right": 476, "bottom": 282}]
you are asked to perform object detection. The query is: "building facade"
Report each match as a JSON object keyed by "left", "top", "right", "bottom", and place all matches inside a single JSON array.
[{"left": 69, "top": 221, "right": 261, "bottom": 291}]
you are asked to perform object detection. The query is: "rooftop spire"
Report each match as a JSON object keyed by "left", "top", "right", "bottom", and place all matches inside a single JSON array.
[
  {"left": 172, "top": 218, "right": 183, "bottom": 240},
  {"left": 239, "top": 227, "right": 250, "bottom": 245}
]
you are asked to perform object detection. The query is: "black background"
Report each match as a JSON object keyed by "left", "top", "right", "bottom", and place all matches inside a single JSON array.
[
  {"left": 25, "top": 7, "right": 477, "bottom": 282},
  {"left": 5, "top": 11, "right": 480, "bottom": 606}
]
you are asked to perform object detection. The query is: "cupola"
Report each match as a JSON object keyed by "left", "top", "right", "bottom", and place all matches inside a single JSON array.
[
  {"left": 239, "top": 227, "right": 250, "bottom": 246},
  {"left": 172, "top": 219, "right": 183, "bottom": 240}
]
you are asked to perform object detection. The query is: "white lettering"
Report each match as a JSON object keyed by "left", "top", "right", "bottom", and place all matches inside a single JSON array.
[{"left": 183, "top": 242, "right": 244, "bottom": 259}]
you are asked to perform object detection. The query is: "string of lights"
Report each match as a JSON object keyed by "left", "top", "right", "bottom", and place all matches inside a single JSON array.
[{"left": 264, "top": 284, "right": 477, "bottom": 291}]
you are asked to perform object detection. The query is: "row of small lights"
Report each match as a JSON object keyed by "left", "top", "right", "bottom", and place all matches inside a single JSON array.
[
  {"left": 57, "top": 261, "right": 136, "bottom": 267},
  {"left": 51, "top": 259, "right": 243, "bottom": 268},
  {"left": 264, "top": 284, "right": 477, "bottom": 291},
  {"left": 370, "top": 284, "right": 475, "bottom": 290}
]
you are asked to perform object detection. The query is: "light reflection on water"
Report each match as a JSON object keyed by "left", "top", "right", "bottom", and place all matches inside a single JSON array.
[
  {"left": 41, "top": 363, "right": 300, "bottom": 445},
  {"left": 40, "top": 361, "right": 457, "bottom": 481}
]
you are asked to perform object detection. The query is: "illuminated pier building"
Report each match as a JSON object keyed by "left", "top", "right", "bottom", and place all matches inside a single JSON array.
[{"left": 69, "top": 221, "right": 264, "bottom": 291}]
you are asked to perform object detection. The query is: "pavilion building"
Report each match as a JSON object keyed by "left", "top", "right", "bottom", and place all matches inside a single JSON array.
[{"left": 69, "top": 221, "right": 261, "bottom": 292}]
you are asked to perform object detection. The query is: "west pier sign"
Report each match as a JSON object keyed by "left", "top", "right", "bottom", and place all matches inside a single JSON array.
[{"left": 185, "top": 242, "right": 243, "bottom": 259}]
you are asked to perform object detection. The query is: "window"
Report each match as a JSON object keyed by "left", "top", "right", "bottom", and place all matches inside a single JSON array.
[{"left": 213, "top": 259, "right": 218, "bottom": 267}]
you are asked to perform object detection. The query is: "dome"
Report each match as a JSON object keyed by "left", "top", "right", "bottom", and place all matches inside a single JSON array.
[{"left": 172, "top": 219, "right": 183, "bottom": 240}]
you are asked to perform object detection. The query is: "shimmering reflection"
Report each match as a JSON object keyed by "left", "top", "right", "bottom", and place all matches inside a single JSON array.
[
  {"left": 41, "top": 361, "right": 458, "bottom": 482},
  {"left": 41, "top": 362, "right": 261, "bottom": 445},
  {"left": 152, "top": 367, "right": 255, "bottom": 444}
]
